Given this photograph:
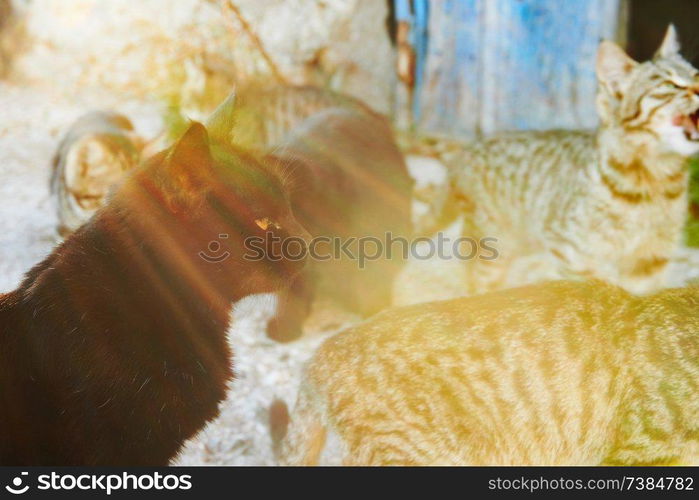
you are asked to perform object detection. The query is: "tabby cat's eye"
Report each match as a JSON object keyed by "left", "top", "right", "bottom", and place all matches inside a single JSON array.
[{"left": 255, "top": 217, "right": 281, "bottom": 230}]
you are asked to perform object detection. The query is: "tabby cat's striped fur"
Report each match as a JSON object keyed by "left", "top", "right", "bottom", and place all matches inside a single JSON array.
[
  {"left": 50, "top": 112, "right": 141, "bottom": 237},
  {"left": 427, "top": 26, "right": 699, "bottom": 295},
  {"left": 277, "top": 280, "right": 699, "bottom": 465},
  {"left": 206, "top": 84, "right": 375, "bottom": 151}
]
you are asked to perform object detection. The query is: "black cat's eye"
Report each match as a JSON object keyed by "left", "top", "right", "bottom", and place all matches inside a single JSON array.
[{"left": 255, "top": 217, "right": 282, "bottom": 231}]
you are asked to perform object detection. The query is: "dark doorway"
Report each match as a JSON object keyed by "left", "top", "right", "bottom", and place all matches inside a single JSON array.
[{"left": 626, "top": 0, "right": 699, "bottom": 66}]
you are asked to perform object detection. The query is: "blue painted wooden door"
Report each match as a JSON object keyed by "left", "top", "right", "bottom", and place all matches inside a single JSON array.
[{"left": 395, "top": 0, "right": 622, "bottom": 136}]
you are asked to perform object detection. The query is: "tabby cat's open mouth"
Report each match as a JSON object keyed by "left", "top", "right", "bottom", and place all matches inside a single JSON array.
[{"left": 676, "top": 109, "right": 699, "bottom": 141}]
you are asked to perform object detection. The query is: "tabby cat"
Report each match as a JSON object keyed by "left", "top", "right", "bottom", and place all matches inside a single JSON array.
[
  {"left": 208, "top": 90, "right": 413, "bottom": 342},
  {"left": 50, "top": 111, "right": 141, "bottom": 237},
  {"left": 1, "top": 121, "right": 308, "bottom": 465},
  {"left": 274, "top": 279, "right": 699, "bottom": 465},
  {"left": 425, "top": 26, "right": 699, "bottom": 295},
  {"left": 206, "top": 84, "right": 376, "bottom": 152}
]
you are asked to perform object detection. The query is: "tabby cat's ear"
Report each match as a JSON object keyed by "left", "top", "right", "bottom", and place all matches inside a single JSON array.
[
  {"left": 206, "top": 91, "right": 237, "bottom": 145},
  {"left": 655, "top": 24, "right": 680, "bottom": 59},
  {"left": 596, "top": 41, "right": 637, "bottom": 96}
]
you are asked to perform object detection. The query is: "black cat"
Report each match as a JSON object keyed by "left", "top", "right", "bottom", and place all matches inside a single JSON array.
[
  {"left": 0, "top": 122, "right": 307, "bottom": 465},
  {"left": 266, "top": 108, "right": 413, "bottom": 342}
]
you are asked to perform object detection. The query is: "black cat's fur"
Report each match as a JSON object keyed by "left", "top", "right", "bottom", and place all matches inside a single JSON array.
[
  {"left": 0, "top": 122, "right": 307, "bottom": 465},
  {"left": 266, "top": 108, "right": 413, "bottom": 342}
]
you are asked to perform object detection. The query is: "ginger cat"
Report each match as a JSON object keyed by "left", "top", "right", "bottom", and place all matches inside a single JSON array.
[{"left": 276, "top": 280, "right": 699, "bottom": 465}]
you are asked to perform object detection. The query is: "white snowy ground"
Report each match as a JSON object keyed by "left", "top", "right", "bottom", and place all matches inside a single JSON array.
[{"left": 3, "top": 79, "right": 699, "bottom": 465}]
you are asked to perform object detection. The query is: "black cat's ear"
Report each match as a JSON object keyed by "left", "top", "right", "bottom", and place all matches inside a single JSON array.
[
  {"left": 170, "top": 121, "right": 212, "bottom": 166},
  {"left": 163, "top": 121, "right": 215, "bottom": 199}
]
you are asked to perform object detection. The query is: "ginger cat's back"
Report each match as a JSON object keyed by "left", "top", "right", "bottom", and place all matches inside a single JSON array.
[{"left": 278, "top": 281, "right": 699, "bottom": 465}]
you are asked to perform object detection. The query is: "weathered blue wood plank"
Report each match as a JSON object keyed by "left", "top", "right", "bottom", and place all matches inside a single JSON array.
[
  {"left": 399, "top": 0, "right": 622, "bottom": 136},
  {"left": 420, "top": 0, "right": 484, "bottom": 135},
  {"left": 480, "top": 0, "right": 620, "bottom": 133}
]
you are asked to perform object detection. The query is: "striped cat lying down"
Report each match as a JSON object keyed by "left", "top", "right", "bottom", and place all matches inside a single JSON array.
[{"left": 274, "top": 279, "right": 699, "bottom": 465}]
